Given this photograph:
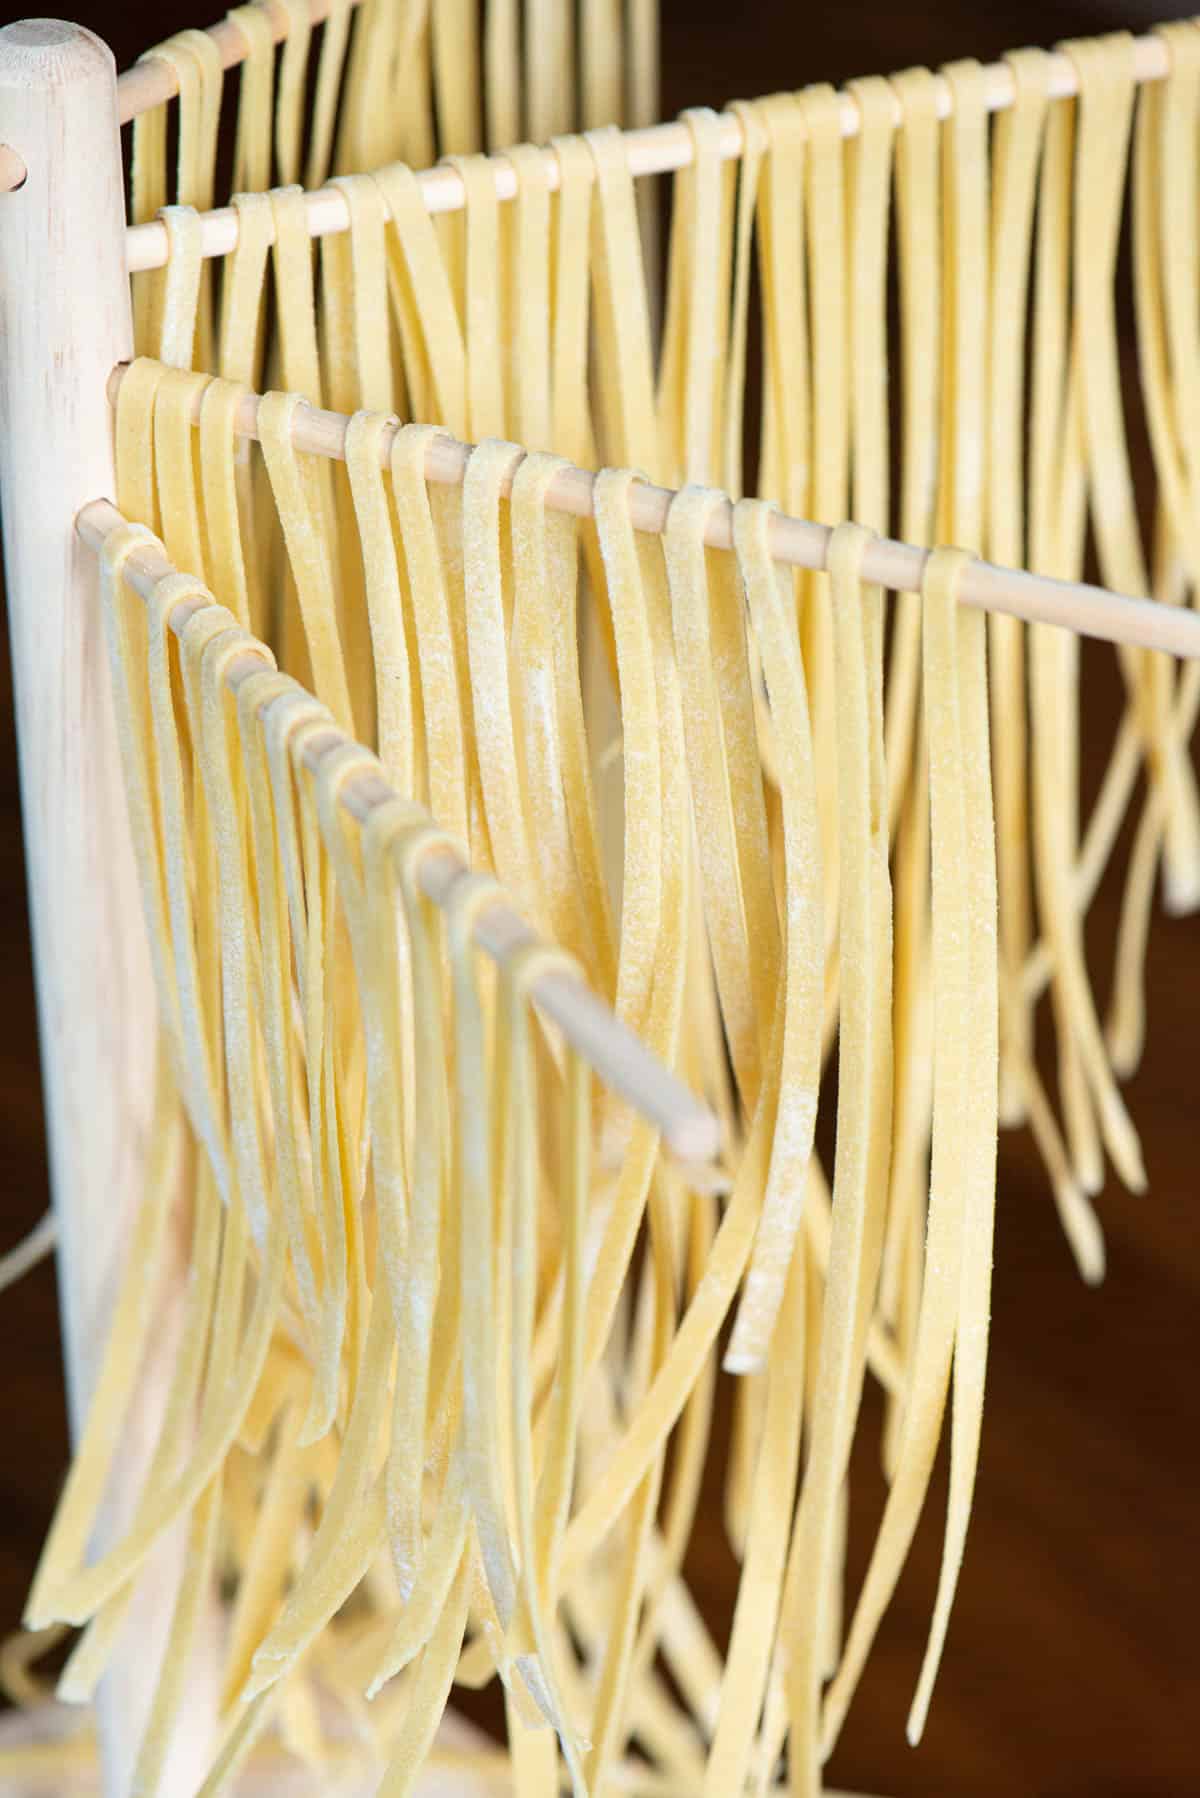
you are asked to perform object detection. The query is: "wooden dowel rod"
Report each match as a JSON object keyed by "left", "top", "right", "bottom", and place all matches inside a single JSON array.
[
  {"left": 123, "top": 28, "right": 1175, "bottom": 273},
  {"left": 104, "top": 365, "right": 1200, "bottom": 663},
  {"left": 74, "top": 498, "right": 721, "bottom": 1170},
  {"left": 115, "top": 0, "right": 355, "bottom": 124}
]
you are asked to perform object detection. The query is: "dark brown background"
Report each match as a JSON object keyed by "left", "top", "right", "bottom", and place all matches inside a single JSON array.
[{"left": 1, "top": 1, "right": 1198, "bottom": 1792}]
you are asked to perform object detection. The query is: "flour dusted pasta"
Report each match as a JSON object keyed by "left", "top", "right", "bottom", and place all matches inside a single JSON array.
[{"left": 12, "top": 15, "right": 1200, "bottom": 1796}]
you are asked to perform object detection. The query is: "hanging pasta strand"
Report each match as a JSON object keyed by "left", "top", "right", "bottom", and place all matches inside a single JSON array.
[
  {"left": 443, "top": 155, "right": 508, "bottom": 440},
  {"left": 1024, "top": 55, "right": 1103, "bottom": 1201},
  {"left": 908, "top": 546, "right": 999, "bottom": 1742},
  {"left": 156, "top": 206, "right": 206, "bottom": 370},
  {"left": 779, "top": 523, "right": 893, "bottom": 1798},
  {"left": 1117, "top": 19, "right": 1200, "bottom": 1080},
  {"left": 460, "top": 439, "right": 544, "bottom": 923},
  {"left": 388, "top": 423, "right": 473, "bottom": 841},
  {"left": 846, "top": 76, "right": 894, "bottom": 536},
  {"left": 722, "top": 497, "right": 822, "bottom": 1374},
  {"left": 986, "top": 50, "right": 1050, "bottom": 1126},
  {"left": 665, "top": 486, "right": 771, "bottom": 1111},
  {"left": 882, "top": 66, "right": 940, "bottom": 822},
  {"left": 129, "top": 30, "right": 221, "bottom": 361},
  {"left": 820, "top": 546, "right": 992, "bottom": 1760},
  {"left": 1074, "top": 36, "right": 1200, "bottom": 918},
  {"left": 1028, "top": 46, "right": 1147, "bottom": 1197},
  {"left": 228, "top": 5, "right": 275, "bottom": 196},
  {"left": 657, "top": 107, "right": 734, "bottom": 485},
  {"left": 510, "top": 451, "right": 611, "bottom": 978},
  {"left": 371, "top": 160, "right": 469, "bottom": 434},
  {"left": 305, "top": 0, "right": 355, "bottom": 190}
]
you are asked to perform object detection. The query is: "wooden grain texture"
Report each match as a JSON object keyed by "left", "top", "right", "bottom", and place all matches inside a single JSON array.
[
  {"left": 0, "top": 4, "right": 1198, "bottom": 1797},
  {"left": 0, "top": 19, "right": 216, "bottom": 1795},
  {"left": 0, "top": 5, "right": 149, "bottom": 1493}
]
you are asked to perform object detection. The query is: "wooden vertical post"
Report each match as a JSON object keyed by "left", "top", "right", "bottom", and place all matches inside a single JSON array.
[
  {"left": 0, "top": 9, "right": 148, "bottom": 1436},
  {"left": 0, "top": 20, "right": 214, "bottom": 1794}
]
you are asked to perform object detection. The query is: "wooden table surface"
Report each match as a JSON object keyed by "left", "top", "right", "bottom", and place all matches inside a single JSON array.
[{"left": 1, "top": 1, "right": 1197, "bottom": 1792}]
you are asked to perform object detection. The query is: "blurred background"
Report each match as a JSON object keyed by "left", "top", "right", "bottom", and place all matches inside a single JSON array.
[{"left": 0, "top": 1, "right": 1198, "bottom": 1792}]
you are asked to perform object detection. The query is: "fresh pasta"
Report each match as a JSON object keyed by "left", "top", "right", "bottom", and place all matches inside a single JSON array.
[
  {"left": 12, "top": 384, "right": 1010, "bottom": 1792},
  {"left": 7, "top": 12, "right": 1200, "bottom": 1798}
]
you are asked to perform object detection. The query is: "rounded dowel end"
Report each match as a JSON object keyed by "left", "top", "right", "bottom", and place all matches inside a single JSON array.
[{"left": 0, "top": 19, "right": 116, "bottom": 90}]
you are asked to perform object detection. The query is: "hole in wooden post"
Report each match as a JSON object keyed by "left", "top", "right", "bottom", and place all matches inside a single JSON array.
[{"left": 0, "top": 144, "right": 27, "bottom": 191}]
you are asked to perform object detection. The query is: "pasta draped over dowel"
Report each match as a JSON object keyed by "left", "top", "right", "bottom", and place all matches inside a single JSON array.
[
  {"left": 7, "top": 11, "right": 1200, "bottom": 1796},
  {"left": 18, "top": 390, "right": 1005, "bottom": 1792},
  {"left": 128, "top": 25, "right": 1191, "bottom": 1244}
]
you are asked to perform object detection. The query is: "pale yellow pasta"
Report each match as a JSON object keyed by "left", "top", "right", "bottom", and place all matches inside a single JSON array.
[
  {"left": 779, "top": 523, "right": 892, "bottom": 1798},
  {"left": 431, "top": 0, "right": 482, "bottom": 155},
  {"left": 130, "top": 29, "right": 221, "bottom": 360},
  {"left": 156, "top": 205, "right": 204, "bottom": 370},
  {"left": 908, "top": 546, "right": 999, "bottom": 1746},
  {"left": 754, "top": 93, "right": 808, "bottom": 521},
  {"left": 199, "top": 376, "right": 256, "bottom": 630},
  {"left": 846, "top": 75, "right": 894, "bottom": 534},
  {"left": 657, "top": 108, "right": 733, "bottom": 485},
  {"left": 497, "top": 943, "right": 590, "bottom": 1785},
  {"left": 461, "top": 440, "right": 543, "bottom": 922},
  {"left": 378, "top": 165, "right": 464, "bottom": 428},
  {"left": 665, "top": 486, "right": 767, "bottom": 1107},
  {"left": 23, "top": 1055, "right": 179, "bottom": 1628},
  {"left": 273, "top": 0, "right": 314, "bottom": 186},
  {"left": 797, "top": 85, "right": 849, "bottom": 994},
  {"left": 527, "top": 0, "right": 575, "bottom": 142},
  {"left": 227, "top": 4, "right": 274, "bottom": 196},
  {"left": 876, "top": 762, "right": 931, "bottom": 1474},
  {"left": 235, "top": 669, "right": 324, "bottom": 1350},
  {"left": 585, "top": 126, "right": 663, "bottom": 476},
  {"left": 987, "top": 48, "right": 1050, "bottom": 1126},
  {"left": 1027, "top": 60, "right": 1102, "bottom": 1196},
  {"left": 1114, "top": 21, "right": 1200, "bottom": 1077},
  {"left": 820, "top": 545, "right": 979, "bottom": 1758},
  {"left": 593, "top": 467, "right": 664, "bottom": 1042},
  {"left": 506, "top": 145, "right": 553, "bottom": 451},
  {"left": 722, "top": 101, "right": 766, "bottom": 501},
  {"left": 268, "top": 187, "right": 324, "bottom": 403},
  {"left": 548, "top": 135, "right": 596, "bottom": 468},
  {"left": 388, "top": 424, "right": 472, "bottom": 839},
  {"left": 1070, "top": 34, "right": 1200, "bottom": 917},
  {"left": 443, "top": 156, "right": 507, "bottom": 439},
  {"left": 345, "top": 411, "right": 416, "bottom": 791},
  {"left": 323, "top": 175, "right": 395, "bottom": 413},
  {"left": 305, "top": 0, "right": 354, "bottom": 192},
  {"left": 579, "top": 474, "right": 689, "bottom": 1374},
  {"left": 510, "top": 453, "right": 600, "bottom": 970},
  {"left": 366, "top": 811, "right": 449, "bottom": 1599},
  {"left": 22, "top": 17, "right": 1200, "bottom": 1793},
  {"left": 258, "top": 390, "right": 353, "bottom": 730},
  {"left": 882, "top": 65, "right": 940, "bottom": 826},
  {"left": 218, "top": 193, "right": 273, "bottom": 389}
]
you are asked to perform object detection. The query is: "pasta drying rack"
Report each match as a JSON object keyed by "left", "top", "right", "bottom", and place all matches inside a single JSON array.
[{"left": 1, "top": 10, "right": 1198, "bottom": 1795}]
